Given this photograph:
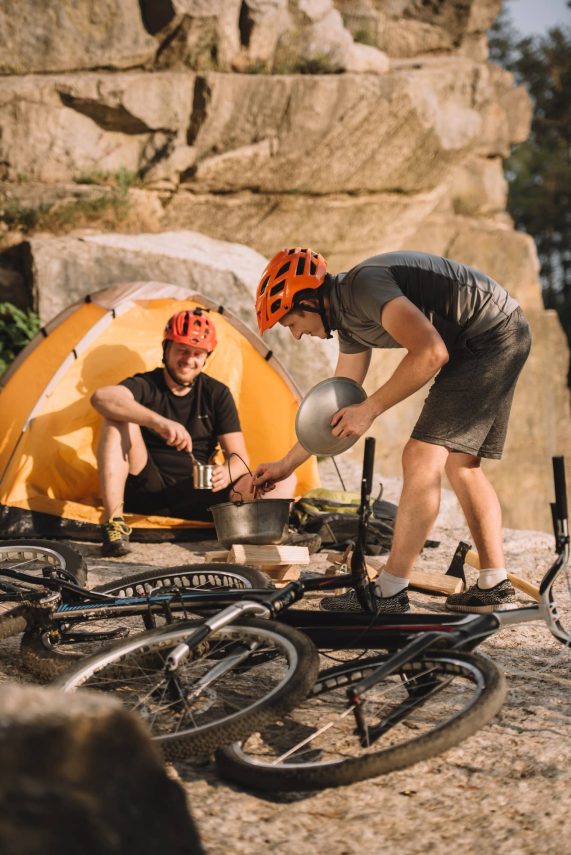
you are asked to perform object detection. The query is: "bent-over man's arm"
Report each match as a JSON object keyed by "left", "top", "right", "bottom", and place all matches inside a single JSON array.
[{"left": 331, "top": 297, "right": 449, "bottom": 438}]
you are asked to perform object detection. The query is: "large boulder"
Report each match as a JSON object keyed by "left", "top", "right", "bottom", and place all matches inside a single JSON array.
[
  {"left": 0, "top": 0, "right": 157, "bottom": 74},
  {"left": 0, "top": 683, "right": 203, "bottom": 855},
  {"left": 335, "top": 0, "right": 501, "bottom": 59},
  {"left": 0, "top": 72, "right": 195, "bottom": 183},
  {"left": 1, "top": 231, "right": 336, "bottom": 393}
]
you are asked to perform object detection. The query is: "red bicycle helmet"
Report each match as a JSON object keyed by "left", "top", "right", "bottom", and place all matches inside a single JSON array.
[
  {"left": 163, "top": 308, "right": 217, "bottom": 353},
  {"left": 256, "top": 247, "right": 327, "bottom": 334}
]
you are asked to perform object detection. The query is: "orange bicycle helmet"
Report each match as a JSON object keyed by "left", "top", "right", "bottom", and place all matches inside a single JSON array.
[
  {"left": 163, "top": 308, "right": 217, "bottom": 353},
  {"left": 256, "top": 247, "right": 328, "bottom": 334}
]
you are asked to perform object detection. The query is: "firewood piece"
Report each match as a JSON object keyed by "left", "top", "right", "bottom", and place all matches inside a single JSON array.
[
  {"left": 227, "top": 544, "right": 310, "bottom": 566},
  {"left": 326, "top": 552, "right": 463, "bottom": 596}
]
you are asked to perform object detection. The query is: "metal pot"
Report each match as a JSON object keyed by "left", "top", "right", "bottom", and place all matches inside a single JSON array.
[
  {"left": 209, "top": 499, "right": 292, "bottom": 549},
  {"left": 190, "top": 455, "right": 214, "bottom": 490}
]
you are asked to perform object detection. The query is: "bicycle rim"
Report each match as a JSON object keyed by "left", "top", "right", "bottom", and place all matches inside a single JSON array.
[
  {"left": 55, "top": 617, "right": 319, "bottom": 758},
  {"left": 216, "top": 651, "right": 506, "bottom": 791},
  {"left": 21, "top": 563, "right": 274, "bottom": 677},
  {"left": 0, "top": 540, "right": 87, "bottom": 587}
]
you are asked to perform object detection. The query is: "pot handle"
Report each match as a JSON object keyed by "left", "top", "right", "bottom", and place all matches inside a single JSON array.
[{"left": 225, "top": 452, "right": 258, "bottom": 502}]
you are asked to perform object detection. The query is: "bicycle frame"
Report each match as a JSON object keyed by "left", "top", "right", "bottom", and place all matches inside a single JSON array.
[
  {"left": 2, "top": 448, "right": 568, "bottom": 664},
  {"left": 162, "top": 450, "right": 569, "bottom": 669}
]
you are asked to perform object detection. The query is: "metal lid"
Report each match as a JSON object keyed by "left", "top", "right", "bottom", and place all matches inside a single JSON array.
[{"left": 295, "top": 376, "right": 367, "bottom": 456}]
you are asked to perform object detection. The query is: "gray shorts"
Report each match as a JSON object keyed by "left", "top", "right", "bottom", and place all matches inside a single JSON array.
[{"left": 411, "top": 308, "right": 531, "bottom": 459}]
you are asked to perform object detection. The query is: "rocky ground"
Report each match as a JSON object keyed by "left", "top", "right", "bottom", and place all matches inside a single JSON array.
[{"left": 1, "top": 470, "right": 570, "bottom": 854}]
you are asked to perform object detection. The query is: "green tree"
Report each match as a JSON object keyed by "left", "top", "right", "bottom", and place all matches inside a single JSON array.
[{"left": 489, "top": 2, "right": 571, "bottom": 383}]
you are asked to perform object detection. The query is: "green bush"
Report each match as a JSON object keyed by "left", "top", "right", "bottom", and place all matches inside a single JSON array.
[{"left": 0, "top": 302, "right": 40, "bottom": 377}]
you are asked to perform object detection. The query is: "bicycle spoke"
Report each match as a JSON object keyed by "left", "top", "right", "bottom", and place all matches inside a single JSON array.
[
  {"left": 236, "top": 659, "right": 484, "bottom": 767},
  {"left": 69, "top": 629, "right": 300, "bottom": 741}
]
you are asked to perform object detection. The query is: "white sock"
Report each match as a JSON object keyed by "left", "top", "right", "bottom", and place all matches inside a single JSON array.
[
  {"left": 375, "top": 571, "right": 410, "bottom": 599},
  {"left": 478, "top": 568, "right": 508, "bottom": 589}
]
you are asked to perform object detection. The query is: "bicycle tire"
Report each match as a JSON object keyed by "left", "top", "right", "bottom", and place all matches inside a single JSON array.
[
  {"left": 20, "top": 563, "right": 275, "bottom": 678},
  {"left": 0, "top": 607, "right": 28, "bottom": 641},
  {"left": 93, "top": 563, "right": 273, "bottom": 596},
  {"left": 55, "top": 617, "right": 319, "bottom": 758},
  {"left": 216, "top": 651, "right": 506, "bottom": 791},
  {"left": 0, "top": 540, "right": 87, "bottom": 586}
]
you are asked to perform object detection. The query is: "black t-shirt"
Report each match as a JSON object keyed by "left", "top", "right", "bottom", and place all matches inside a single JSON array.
[{"left": 120, "top": 368, "right": 241, "bottom": 482}]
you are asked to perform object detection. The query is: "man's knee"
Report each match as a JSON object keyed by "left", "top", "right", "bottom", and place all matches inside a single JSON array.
[
  {"left": 402, "top": 439, "right": 447, "bottom": 478},
  {"left": 445, "top": 452, "right": 482, "bottom": 482},
  {"left": 98, "top": 419, "right": 146, "bottom": 471}
]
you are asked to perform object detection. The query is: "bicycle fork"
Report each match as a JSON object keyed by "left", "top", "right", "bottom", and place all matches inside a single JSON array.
[
  {"left": 346, "top": 631, "right": 451, "bottom": 748},
  {"left": 165, "top": 600, "right": 271, "bottom": 672}
]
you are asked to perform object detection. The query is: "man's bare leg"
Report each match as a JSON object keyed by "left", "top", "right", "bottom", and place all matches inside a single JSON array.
[
  {"left": 445, "top": 453, "right": 506, "bottom": 587},
  {"left": 97, "top": 419, "right": 147, "bottom": 521},
  {"left": 383, "top": 439, "right": 449, "bottom": 581}
]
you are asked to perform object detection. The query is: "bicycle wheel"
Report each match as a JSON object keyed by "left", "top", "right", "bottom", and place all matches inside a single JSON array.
[
  {"left": 20, "top": 563, "right": 273, "bottom": 678},
  {"left": 0, "top": 540, "right": 82, "bottom": 644},
  {"left": 93, "top": 563, "right": 273, "bottom": 596},
  {"left": 0, "top": 540, "right": 87, "bottom": 586},
  {"left": 216, "top": 651, "right": 506, "bottom": 791},
  {"left": 55, "top": 617, "right": 319, "bottom": 758}
]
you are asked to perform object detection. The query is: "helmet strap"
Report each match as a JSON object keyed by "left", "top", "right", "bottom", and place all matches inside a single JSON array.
[
  {"left": 295, "top": 281, "right": 332, "bottom": 340},
  {"left": 317, "top": 286, "right": 333, "bottom": 339}
]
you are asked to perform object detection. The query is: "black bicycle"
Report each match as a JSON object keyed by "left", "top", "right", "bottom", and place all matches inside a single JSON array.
[{"left": 52, "top": 442, "right": 569, "bottom": 785}]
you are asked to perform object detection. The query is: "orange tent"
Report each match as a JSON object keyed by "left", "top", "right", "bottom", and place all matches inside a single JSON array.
[{"left": 0, "top": 282, "right": 319, "bottom": 541}]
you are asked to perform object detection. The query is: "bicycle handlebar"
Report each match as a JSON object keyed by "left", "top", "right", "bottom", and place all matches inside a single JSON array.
[
  {"left": 552, "top": 456, "right": 568, "bottom": 525},
  {"left": 363, "top": 436, "right": 375, "bottom": 500}
]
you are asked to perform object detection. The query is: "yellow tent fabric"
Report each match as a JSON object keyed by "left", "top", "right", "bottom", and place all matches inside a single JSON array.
[{"left": 0, "top": 282, "right": 319, "bottom": 540}]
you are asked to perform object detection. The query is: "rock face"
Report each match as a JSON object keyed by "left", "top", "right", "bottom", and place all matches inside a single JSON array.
[
  {"left": 0, "top": 683, "right": 203, "bottom": 855},
  {"left": 0, "top": 0, "right": 569, "bottom": 531}
]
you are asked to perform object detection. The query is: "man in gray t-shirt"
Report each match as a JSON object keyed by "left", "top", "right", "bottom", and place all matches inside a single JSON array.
[{"left": 253, "top": 248, "right": 531, "bottom": 615}]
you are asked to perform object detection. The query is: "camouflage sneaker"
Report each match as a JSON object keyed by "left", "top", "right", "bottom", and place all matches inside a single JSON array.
[
  {"left": 101, "top": 518, "right": 132, "bottom": 558},
  {"left": 319, "top": 584, "right": 410, "bottom": 614},
  {"left": 445, "top": 580, "right": 516, "bottom": 614}
]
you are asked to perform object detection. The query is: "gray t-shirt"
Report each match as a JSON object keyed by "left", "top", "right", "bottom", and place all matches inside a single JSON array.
[{"left": 327, "top": 251, "right": 519, "bottom": 354}]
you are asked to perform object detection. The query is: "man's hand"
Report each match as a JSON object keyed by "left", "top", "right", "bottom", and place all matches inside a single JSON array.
[
  {"left": 331, "top": 399, "right": 377, "bottom": 439},
  {"left": 155, "top": 417, "right": 193, "bottom": 452},
  {"left": 252, "top": 460, "right": 292, "bottom": 494},
  {"left": 211, "top": 463, "right": 231, "bottom": 492}
]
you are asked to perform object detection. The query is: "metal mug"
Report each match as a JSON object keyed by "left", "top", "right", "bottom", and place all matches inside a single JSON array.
[{"left": 190, "top": 455, "right": 214, "bottom": 490}]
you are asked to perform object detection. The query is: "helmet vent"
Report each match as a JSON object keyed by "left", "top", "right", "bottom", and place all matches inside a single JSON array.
[
  {"left": 309, "top": 261, "right": 317, "bottom": 275},
  {"left": 295, "top": 256, "right": 305, "bottom": 276},
  {"left": 276, "top": 262, "right": 290, "bottom": 277},
  {"left": 270, "top": 298, "right": 281, "bottom": 314},
  {"left": 259, "top": 275, "right": 270, "bottom": 296},
  {"left": 270, "top": 281, "right": 286, "bottom": 297}
]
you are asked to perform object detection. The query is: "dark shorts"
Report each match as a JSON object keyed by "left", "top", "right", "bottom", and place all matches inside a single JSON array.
[
  {"left": 411, "top": 307, "right": 532, "bottom": 459},
  {"left": 124, "top": 456, "right": 234, "bottom": 521}
]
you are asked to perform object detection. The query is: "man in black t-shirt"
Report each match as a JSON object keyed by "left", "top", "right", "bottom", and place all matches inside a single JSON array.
[
  {"left": 91, "top": 309, "right": 256, "bottom": 557},
  {"left": 253, "top": 248, "right": 531, "bottom": 615}
]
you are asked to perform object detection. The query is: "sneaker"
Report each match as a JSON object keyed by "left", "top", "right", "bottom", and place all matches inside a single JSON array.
[
  {"left": 101, "top": 518, "right": 132, "bottom": 558},
  {"left": 319, "top": 583, "right": 410, "bottom": 614},
  {"left": 445, "top": 580, "right": 516, "bottom": 614}
]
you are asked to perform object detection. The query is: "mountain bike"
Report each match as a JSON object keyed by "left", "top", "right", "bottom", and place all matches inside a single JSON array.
[
  {"left": 0, "top": 546, "right": 324, "bottom": 755},
  {"left": 6, "top": 440, "right": 569, "bottom": 789},
  {"left": 0, "top": 547, "right": 274, "bottom": 669},
  {"left": 214, "top": 455, "right": 570, "bottom": 791},
  {"left": 54, "top": 442, "right": 568, "bottom": 783}
]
